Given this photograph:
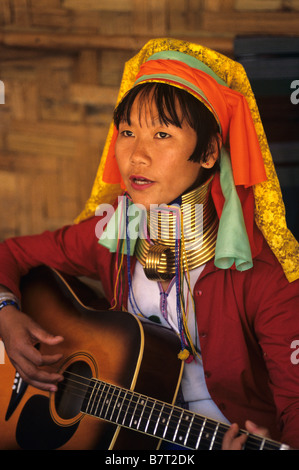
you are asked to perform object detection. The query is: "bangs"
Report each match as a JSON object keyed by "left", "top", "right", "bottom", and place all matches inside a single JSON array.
[
  {"left": 113, "top": 81, "right": 220, "bottom": 166},
  {"left": 113, "top": 82, "right": 195, "bottom": 129}
]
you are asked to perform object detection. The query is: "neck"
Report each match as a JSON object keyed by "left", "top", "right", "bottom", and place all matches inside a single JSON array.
[{"left": 135, "top": 175, "right": 218, "bottom": 281}]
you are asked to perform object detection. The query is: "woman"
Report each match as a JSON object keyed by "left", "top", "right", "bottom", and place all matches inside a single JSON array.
[{"left": 0, "top": 38, "right": 299, "bottom": 450}]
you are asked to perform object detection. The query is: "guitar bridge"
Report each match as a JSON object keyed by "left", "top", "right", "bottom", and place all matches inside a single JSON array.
[{"left": 5, "top": 370, "right": 28, "bottom": 421}]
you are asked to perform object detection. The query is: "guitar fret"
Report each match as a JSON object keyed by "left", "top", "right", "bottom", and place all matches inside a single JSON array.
[
  {"left": 209, "top": 422, "right": 219, "bottom": 449},
  {"left": 92, "top": 381, "right": 105, "bottom": 416},
  {"left": 121, "top": 391, "right": 134, "bottom": 427},
  {"left": 171, "top": 409, "right": 193, "bottom": 446},
  {"left": 119, "top": 392, "right": 138, "bottom": 429},
  {"left": 153, "top": 403, "right": 165, "bottom": 436},
  {"left": 82, "top": 379, "right": 98, "bottom": 414},
  {"left": 162, "top": 406, "right": 174, "bottom": 439},
  {"left": 143, "top": 399, "right": 157, "bottom": 434},
  {"left": 195, "top": 417, "right": 207, "bottom": 449},
  {"left": 183, "top": 412, "right": 195, "bottom": 447},
  {"left": 81, "top": 379, "right": 92, "bottom": 414},
  {"left": 198, "top": 419, "right": 220, "bottom": 450},
  {"left": 153, "top": 403, "right": 177, "bottom": 440},
  {"left": 136, "top": 397, "right": 149, "bottom": 431},
  {"left": 105, "top": 385, "right": 115, "bottom": 419},
  {"left": 106, "top": 386, "right": 122, "bottom": 422},
  {"left": 114, "top": 389, "right": 129, "bottom": 424},
  {"left": 213, "top": 423, "right": 229, "bottom": 450},
  {"left": 134, "top": 397, "right": 148, "bottom": 430},
  {"left": 259, "top": 438, "right": 265, "bottom": 450},
  {"left": 141, "top": 400, "right": 162, "bottom": 436},
  {"left": 129, "top": 396, "right": 143, "bottom": 429},
  {"left": 172, "top": 409, "right": 184, "bottom": 443},
  {"left": 172, "top": 410, "right": 194, "bottom": 446},
  {"left": 96, "top": 382, "right": 111, "bottom": 418}
]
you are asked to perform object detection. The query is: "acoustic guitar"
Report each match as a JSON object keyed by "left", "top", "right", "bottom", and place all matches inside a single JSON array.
[{"left": 0, "top": 267, "right": 290, "bottom": 450}]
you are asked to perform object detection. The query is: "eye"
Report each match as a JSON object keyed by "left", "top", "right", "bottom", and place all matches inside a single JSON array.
[
  {"left": 120, "top": 130, "right": 134, "bottom": 137},
  {"left": 156, "top": 131, "right": 170, "bottom": 139}
]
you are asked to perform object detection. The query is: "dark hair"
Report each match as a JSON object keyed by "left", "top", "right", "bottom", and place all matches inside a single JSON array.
[{"left": 113, "top": 82, "right": 220, "bottom": 166}]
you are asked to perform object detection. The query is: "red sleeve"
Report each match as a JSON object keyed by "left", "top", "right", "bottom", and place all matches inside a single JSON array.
[
  {"left": 250, "top": 250, "right": 299, "bottom": 448},
  {"left": 0, "top": 217, "right": 103, "bottom": 298}
]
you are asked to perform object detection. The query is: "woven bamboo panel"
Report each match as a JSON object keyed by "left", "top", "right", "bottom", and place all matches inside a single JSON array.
[
  {"left": 1, "top": 0, "right": 298, "bottom": 37},
  {"left": 0, "top": 50, "right": 112, "bottom": 238},
  {"left": 0, "top": 0, "right": 298, "bottom": 239}
]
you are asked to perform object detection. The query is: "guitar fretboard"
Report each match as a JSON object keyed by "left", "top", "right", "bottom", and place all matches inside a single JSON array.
[{"left": 81, "top": 378, "right": 286, "bottom": 450}]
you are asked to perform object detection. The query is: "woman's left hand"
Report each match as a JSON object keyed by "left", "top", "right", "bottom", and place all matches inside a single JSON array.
[{"left": 222, "top": 420, "right": 270, "bottom": 450}]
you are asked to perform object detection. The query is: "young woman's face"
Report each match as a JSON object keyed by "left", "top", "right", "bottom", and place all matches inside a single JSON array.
[{"left": 115, "top": 94, "right": 202, "bottom": 209}]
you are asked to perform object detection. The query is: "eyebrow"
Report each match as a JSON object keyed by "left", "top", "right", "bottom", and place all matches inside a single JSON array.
[{"left": 119, "top": 112, "right": 173, "bottom": 128}]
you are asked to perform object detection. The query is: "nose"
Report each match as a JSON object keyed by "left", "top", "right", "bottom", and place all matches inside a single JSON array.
[{"left": 129, "top": 138, "right": 151, "bottom": 166}]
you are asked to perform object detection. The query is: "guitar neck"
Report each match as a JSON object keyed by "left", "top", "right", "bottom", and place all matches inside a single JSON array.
[{"left": 81, "top": 378, "right": 287, "bottom": 450}]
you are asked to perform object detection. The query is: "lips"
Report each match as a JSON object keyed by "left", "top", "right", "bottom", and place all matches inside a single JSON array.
[{"left": 129, "top": 175, "right": 155, "bottom": 190}]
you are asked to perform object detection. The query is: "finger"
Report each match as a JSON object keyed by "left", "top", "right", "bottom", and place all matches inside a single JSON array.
[
  {"left": 21, "top": 323, "right": 64, "bottom": 367},
  {"left": 29, "top": 324, "right": 64, "bottom": 347},
  {"left": 245, "top": 420, "right": 270, "bottom": 438},
  {"left": 39, "top": 353, "right": 64, "bottom": 366},
  {"left": 24, "top": 350, "right": 64, "bottom": 383},
  {"left": 22, "top": 341, "right": 63, "bottom": 366},
  {"left": 13, "top": 359, "right": 64, "bottom": 392},
  {"left": 10, "top": 341, "right": 64, "bottom": 390},
  {"left": 222, "top": 423, "right": 248, "bottom": 450},
  {"left": 25, "top": 374, "right": 63, "bottom": 392},
  {"left": 29, "top": 372, "right": 64, "bottom": 393}
]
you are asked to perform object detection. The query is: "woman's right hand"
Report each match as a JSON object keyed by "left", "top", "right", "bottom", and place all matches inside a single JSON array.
[{"left": 0, "top": 305, "right": 64, "bottom": 391}]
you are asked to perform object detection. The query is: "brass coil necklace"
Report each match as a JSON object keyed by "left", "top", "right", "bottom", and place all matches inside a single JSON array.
[{"left": 135, "top": 175, "right": 218, "bottom": 281}]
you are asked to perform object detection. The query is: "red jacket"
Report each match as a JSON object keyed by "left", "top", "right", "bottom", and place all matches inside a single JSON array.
[{"left": 1, "top": 215, "right": 299, "bottom": 448}]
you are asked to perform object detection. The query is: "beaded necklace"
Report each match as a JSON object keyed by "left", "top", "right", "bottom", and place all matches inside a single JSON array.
[{"left": 111, "top": 183, "right": 217, "bottom": 363}]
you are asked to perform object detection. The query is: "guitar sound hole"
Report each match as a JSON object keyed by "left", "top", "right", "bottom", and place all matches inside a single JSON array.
[{"left": 55, "top": 360, "right": 92, "bottom": 420}]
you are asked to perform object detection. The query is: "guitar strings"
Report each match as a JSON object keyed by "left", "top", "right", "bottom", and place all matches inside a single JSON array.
[
  {"left": 59, "top": 370, "right": 277, "bottom": 450},
  {"left": 58, "top": 379, "right": 275, "bottom": 450},
  {"left": 55, "top": 370, "right": 279, "bottom": 450}
]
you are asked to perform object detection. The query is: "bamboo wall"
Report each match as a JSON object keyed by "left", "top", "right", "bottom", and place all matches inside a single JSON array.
[{"left": 0, "top": 0, "right": 299, "bottom": 240}]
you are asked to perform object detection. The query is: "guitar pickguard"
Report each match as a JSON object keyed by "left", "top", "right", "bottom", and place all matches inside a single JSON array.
[
  {"left": 15, "top": 351, "right": 96, "bottom": 450},
  {"left": 16, "top": 394, "right": 79, "bottom": 450}
]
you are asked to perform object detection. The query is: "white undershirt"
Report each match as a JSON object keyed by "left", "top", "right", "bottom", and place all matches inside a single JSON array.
[{"left": 128, "top": 260, "right": 230, "bottom": 424}]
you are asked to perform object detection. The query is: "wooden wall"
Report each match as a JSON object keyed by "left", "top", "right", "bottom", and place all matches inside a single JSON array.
[{"left": 0, "top": 0, "right": 299, "bottom": 240}]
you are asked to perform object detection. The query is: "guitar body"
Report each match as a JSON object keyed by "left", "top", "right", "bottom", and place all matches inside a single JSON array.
[{"left": 0, "top": 267, "right": 183, "bottom": 450}]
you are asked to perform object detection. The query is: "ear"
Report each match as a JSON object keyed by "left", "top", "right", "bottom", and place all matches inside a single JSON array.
[{"left": 201, "top": 134, "right": 222, "bottom": 169}]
